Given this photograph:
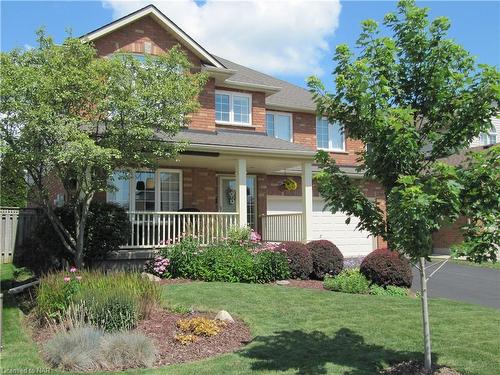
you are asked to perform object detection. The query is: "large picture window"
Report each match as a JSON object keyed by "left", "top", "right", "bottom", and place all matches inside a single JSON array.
[
  {"left": 316, "top": 118, "right": 345, "bottom": 151},
  {"left": 215, "top": 90, "right": 252, "bottom": 125},
  {"left": 266, "top": 112, "right": 293, "bottom": 142},
  {"left": 107, "top": 169, "right": 182, "bottom": 211}
]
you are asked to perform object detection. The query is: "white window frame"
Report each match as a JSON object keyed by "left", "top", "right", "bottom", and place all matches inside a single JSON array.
[
  {"left": 107, "top": 168, "right": 183, "bottom": 212},
  {"left": 479, "top": 125, "right": 497, "bottom": 146},
  {"left": 215, "top": 90, "right": 252, "bottom": 126},
  {"left": 316, "top": 117, "right": 345, "bottom": 152},
  {"left": 266, "top": 111, "right": 293, "bottom": 142}
]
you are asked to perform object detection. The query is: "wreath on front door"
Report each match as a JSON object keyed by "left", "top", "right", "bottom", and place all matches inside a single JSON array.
[{"left": 281, "top": 177, "right": 298, "bottom": 191}]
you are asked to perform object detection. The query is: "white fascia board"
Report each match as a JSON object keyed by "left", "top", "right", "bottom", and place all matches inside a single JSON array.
[{"left": 186, "top": 143, "right": 315, "bottom": 159}]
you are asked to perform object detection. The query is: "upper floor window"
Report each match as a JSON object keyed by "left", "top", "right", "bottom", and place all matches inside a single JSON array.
[
  {"left": 316, "top": 118, "right": 345, "bottom": 151},
  {"left": 266, "top": 112, "right": 293, "bottom": 142},
  {"left": 479, "top": 125, "right": 497, "bottom": 146},
  {"left": 215, "top": 90, "right": 251, "bottom": 125}
]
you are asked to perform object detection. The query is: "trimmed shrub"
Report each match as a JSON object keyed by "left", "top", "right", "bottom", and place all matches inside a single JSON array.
[
  {"left": 37, "top": 201, "right": 130, "bottom": 265},
  {"left": 360, "top": 248, "right": 413, "bottom": 288},
  {"left": 307, "top": 240, "right": 344, "bottom": 279},
  {"left": 43, "top": 327, "right": 155, "bottom": 371},
  {"left": 253, "top": 250, "right": 291, "bottom": 283},
  {"left": 369, "top": 285, "right": 409, "bottom": 297},
  {"left": 323, "top": 268, "right": 370, "bottom": 294},
  {"left": 277, "top": 242, "right": 313, "bottom": 279},
  {"left": 161, "top": 236, "right": 200, "bottom": 279}
]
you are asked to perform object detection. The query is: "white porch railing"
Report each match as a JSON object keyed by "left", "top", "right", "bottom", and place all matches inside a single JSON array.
[
  {"left": 123, "top": 211, "right": 239, "bottom": 249},
  {"left": 261, "top": 213, "right": 304, "bottom": 242}
]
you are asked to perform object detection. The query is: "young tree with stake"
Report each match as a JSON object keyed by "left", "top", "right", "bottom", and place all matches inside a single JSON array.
[
  {"left": 0, "top": 31, "right": 206, "bottom": 267},
  {"left": 308, "top": 0, "right": 499, "bottom": 372}
]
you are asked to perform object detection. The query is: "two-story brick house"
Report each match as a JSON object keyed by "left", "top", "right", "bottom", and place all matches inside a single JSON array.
[{"left": 62, "top": 4, "right": 386, "bottom": 257}]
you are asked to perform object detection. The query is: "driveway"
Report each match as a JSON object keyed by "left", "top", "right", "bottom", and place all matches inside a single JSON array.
[{"left": 411, "top": 260, "right": 500, "bottom": 309}]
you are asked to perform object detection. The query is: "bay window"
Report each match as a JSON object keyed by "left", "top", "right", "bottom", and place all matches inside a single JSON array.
[
  {"left": 107, "top": 169, "right": 182, "bottom": 211},
  {"left": 215, "top": 90, "right": 251, "bottom": 125},
  {"left": 266, "top": 112, "right": 293, "bottom": 142},
  {"left": 316, "top": 118, "right": 345, "bottom": 151}
]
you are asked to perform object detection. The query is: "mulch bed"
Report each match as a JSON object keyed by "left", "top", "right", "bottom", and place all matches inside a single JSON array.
[
  {"left": 29, "top": 307, "right": 251, "bottom": 369},
  {"left": 282, "top": 279, "right": 326, "bottom": 290},
  {"left": 380, "top": 361, "right": 462, "bottom": 375},
  {"left": 136, "top": 308, "right": 251, "bottom": 366},
  {"left": 159, "top": 278, "right": 193, "bottom": 286}
]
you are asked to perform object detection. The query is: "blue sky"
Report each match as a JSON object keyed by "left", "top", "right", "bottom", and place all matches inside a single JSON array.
[{"left": 1, "top": 1, "right": 499, "bottom": 90}]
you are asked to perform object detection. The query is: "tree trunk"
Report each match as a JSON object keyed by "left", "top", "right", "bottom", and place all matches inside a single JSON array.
[
  {"left": 73, "top": 198, "right": 92, "bottom": 268},
  {"left": 419, "top": 257, "right": 432, "bottom": 373}
]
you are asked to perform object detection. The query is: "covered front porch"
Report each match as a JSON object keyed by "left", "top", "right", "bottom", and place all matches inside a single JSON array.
[{"left": 110, "top": 129, "right": 316, "bottom": 249}]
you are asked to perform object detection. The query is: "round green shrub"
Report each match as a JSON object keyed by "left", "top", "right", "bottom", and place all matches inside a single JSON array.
[
  {"left": 323, "top": 268, "right": 370, "bottom": 294},
  {"left": 253, "top": 250, "right": 291, "bottom": 283},
  {"left": 37, "top": 201, "right": 130, "bottom": 266},
  {"left": 277, "top": 242, "right": 313, "bottom": 279},
  {"left": 369, "top": 284, "right": 409, "bottom": 297},
  {"left": 307, "top": 240, "right": 344, "bottom": 279},
  {"left": 360, "top": 248, "right": 413, "bottom": 288}
]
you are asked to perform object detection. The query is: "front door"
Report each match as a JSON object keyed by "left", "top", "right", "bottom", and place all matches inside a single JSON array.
[{"left": 219, "top": 176, "right": 256, "bottom": 229}]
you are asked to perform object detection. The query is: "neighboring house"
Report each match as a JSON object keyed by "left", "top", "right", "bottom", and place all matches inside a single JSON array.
[
  {"left": 432, "top": 119, "right": 499, "bottom": 255},
  {"left": 49, "top": 4, "right": 387, "bottom": 257}
]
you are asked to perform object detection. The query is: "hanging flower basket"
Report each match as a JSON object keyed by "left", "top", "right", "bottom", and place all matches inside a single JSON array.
[{"left": 282, "top": 178, "right": 298, "bottom": 191}]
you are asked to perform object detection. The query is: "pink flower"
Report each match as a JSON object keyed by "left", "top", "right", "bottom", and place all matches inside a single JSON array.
[
  {"left": 63, "top": 276, "right": 71, "bottom": 282},
  {"left": 75, "top": 276, "right": 82, "bottom": 281},
  {"left": 69, "top": 267, "right": 77, "bottom": 273}
]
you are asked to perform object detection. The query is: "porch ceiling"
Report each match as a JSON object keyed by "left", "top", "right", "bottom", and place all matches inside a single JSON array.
[{"left": 159, "top": 152, "right": 309, "bottom": 174}]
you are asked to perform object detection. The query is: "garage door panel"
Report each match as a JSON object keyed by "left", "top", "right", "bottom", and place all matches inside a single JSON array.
[{"left": 267, "top": 197, "right": 374, "bottom": 256}]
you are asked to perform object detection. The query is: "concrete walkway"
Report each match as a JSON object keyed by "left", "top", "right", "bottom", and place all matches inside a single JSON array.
[{"left": 411, "top": 260, "right": 500, "bottom": 309}]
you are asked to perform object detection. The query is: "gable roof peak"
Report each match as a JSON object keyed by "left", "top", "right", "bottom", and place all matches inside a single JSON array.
[{"left": 80, "top": 4, "right": 225, "bottom": 69}]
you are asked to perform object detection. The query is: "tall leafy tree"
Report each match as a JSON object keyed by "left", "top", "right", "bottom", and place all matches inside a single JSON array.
[
  {"left": 0, "top": 30, "right": 206, "bottom": 267},
  {"left": 308, "top": 0, "right": 499, "bottom": 372}
]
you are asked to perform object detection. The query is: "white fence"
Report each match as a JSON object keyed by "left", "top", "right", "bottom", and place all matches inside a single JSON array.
[
  {"left": 261, "top": 213, "right": 303, "bottom": 242},
  {"left": 0, "top": 208, "right": 40, "bottom": 263},
  {"left": 123, "top": 211, "right": 239, "bottom": 249}
]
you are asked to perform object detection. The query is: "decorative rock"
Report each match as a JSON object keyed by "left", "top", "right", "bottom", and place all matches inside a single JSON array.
[
  {"left": 276, "top": 280, "right": 290, "bottom": 285},
  {"left": 141, "top": 272, "right": 161, "bottom": 282},
  {"left": 215, "top": 310, "right": 234, "bottom": 323}
]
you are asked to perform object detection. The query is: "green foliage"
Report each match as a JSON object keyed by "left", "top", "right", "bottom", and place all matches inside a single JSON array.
[
  {"left": 0, "top": 146, "right": 27, "bottom": 207},
  {"left": 170, "top": 304, "right": 192, "bottom": 315},
  {"left": 308, "top": 0, "right": 499, "bottom": 262},
  {"left": 0, "top": 30, "right": 206, "bottom": 266},
  {"left": 80, "top": 289, "right": 138, "bottom": 332},
  {"left": 323, "top": 268, "right": 370, "bottom": 294},
  {"left": 369, "top": 284, "right": 409, "bottom": 297},
  {"left": 163, "top": 236, "right": 291, "bottom": 283},
  {"left": 36, "top": 270, "right": 161, "bottom": 325},
  {"left": 253, "top": 250, "right": 291, "bottom": 283},
  {"left": 453, "top": 146, "right": 500, "bottom": 263},
  {"left": 307, "top": 240, "right": 344, "bottom": 279},
  {"left": 43, "top": 326, "right": 155, "bottom": 371},
  {"left": 36, "top": 202, "right": 130, "bottom": 265}
]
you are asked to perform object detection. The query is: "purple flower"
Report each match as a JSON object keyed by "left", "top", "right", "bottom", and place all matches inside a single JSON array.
[
  {"left": 63, "top": 276, "right": 71, "bottom": 282},
  {"left": 75, "top": 276, "right": 82, "bottom": 281},
  {"left": 69, "top": 267, "right": 77, "bottom": 273}
]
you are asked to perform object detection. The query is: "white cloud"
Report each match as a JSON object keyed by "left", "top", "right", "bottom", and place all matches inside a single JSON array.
[{"left": 102, "top": 0, "right": 341, "bottom": 76}]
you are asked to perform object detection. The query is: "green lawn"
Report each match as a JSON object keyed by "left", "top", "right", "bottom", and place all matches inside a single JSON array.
[
  {"left": 1, "top": 264, "right": 499, "bottom": 375},
  {"left": 447, "top": 259, "right": 500, "bottom": 270}
]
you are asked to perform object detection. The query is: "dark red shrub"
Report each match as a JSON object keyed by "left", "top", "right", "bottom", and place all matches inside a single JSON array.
[
  {"left": 360, "top": 248, "right": 412, "bottom": 288},
  {"left": 277, "top": 242, "right": 313, "bottom": 279},
  {"left": 307, "top": 240, "right": 344, "bottom": 279}
]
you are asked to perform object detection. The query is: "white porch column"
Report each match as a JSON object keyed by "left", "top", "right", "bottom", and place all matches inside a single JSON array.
[
  {"left": 301, "top": 162, "right": 313, "bottom": 242},
  {"left": 236, "top": 159, "right": 247, "bottom": 227}
]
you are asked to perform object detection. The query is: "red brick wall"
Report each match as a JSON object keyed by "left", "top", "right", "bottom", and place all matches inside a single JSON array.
[
  {"left": 92, "top": 15, "right": 201, "bottom": 67},
  {"left": 183, "top": 168, "right": 217, "bottom": 211},
  {"left": 189, "top": 78, "right": 216, "bottom": 131},
  {"left": 432, "top": 216, "right": 466, "bottom": 251}
]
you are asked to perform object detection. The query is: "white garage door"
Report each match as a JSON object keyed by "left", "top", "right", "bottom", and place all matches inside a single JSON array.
[{"left": 267, "top": 197, "right": 374, "bottom": 257}]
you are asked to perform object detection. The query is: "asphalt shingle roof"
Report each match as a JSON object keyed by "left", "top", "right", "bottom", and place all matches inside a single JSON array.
[
  {"left": 214, "top": 56, "right": 316, "bottom": 112},
  {"left": 172, "top": 129, "right": 315, "bottom": 153}
]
